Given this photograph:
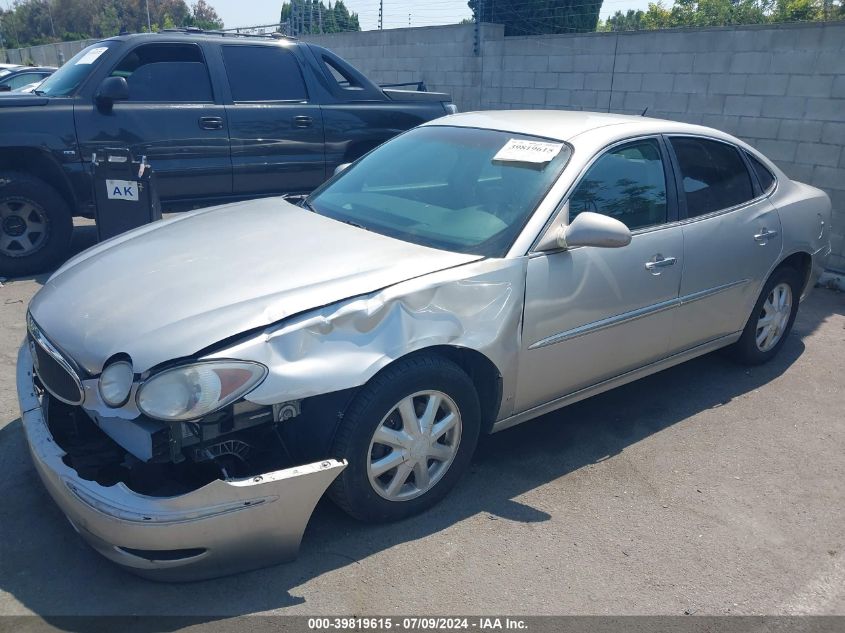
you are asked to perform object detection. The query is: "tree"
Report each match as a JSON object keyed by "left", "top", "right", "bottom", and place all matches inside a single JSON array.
[
  {"left": 469, "top": 0, "right": 604, "bottom": 35},
  {"left": 0, "top": 0, "right": 224, "bottom": 47},
  {"left": 279, "top": 0, "right": 359, "bottom": 35},
  {"left": 189, "top": 0, "right": 224, "bottom": 30}
]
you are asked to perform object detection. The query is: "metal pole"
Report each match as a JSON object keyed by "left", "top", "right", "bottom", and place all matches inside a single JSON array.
[
  {"left": 145, "top": 0, "right": 152, "bottom": 32},
  {"left": 378, "top": 0, "right": 383, "bottom": 29},
  {"left": 45, "top": 0, "right": 56, "bottom": 38}
]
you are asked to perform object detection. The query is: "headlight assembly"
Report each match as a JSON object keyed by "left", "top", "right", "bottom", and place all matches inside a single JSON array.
[{"left": 136, "top": 361, "right": 268, "bottom": 422}]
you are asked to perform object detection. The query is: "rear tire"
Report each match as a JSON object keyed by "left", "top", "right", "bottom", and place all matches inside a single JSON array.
[
  {"left": 729, "top": 266, "right": 801, "bottom": 365},
  {"left": 0, "top": 171, "right": 72, "bottom": 277},
  {"left": 329, "top": 353, "right": 481, "bottom": 523}
]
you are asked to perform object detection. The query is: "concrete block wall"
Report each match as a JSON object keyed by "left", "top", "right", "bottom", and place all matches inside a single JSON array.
[
  {"left": 306, "top": 21, "right": 845, "bottom": 272},
  {"left": 2, "top": 40, "right": 95, "bottom": 66}
]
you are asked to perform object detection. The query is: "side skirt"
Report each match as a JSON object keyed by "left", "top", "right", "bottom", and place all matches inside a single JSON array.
[{"left": 491, "top": 332, "right": 742, "bottom": 433}]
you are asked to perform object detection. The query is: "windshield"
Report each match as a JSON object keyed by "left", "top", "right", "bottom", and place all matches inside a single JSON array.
[
  {"left": 308, "top": 126, "right": 571, "bottom": 257},
  {"left": 35, "top": 42, "right": 114, "bottom": 96}
]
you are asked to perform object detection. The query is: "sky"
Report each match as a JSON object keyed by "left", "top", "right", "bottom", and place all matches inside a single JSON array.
[{"left": 209, "top": 0, "right": 654, "bottom": 32}]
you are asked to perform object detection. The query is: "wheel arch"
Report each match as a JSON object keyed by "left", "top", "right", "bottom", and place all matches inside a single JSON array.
[
  {"left": 0, "top": 147, "right": 77, "bottom": 214},
  {"left": 775, "top": 250, "right": 813, "bottom": 296},
  {"left": 385, "top": 345, "right": 504, "bottom": 436}
]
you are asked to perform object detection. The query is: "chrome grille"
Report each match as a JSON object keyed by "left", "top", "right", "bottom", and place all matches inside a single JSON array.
[{"left": 26, "top": 315, "right": 84, "bottom": 405}]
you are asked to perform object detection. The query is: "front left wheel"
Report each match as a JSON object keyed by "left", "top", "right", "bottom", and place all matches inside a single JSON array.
[{"left": 329, "top": 354, "right": 481, "bottom": 522}]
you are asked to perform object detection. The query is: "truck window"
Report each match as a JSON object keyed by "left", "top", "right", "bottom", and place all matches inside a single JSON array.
[
  {"left": 222, "top": 45, "right": 307, "bottom": 102},
  {"left": 111, "top": 43, "right": 213, "bottom": 102}
]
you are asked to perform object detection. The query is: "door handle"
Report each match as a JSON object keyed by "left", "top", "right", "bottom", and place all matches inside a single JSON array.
[
  {"left": 645, "top": 255, "right": 677, "bottom": 275},
  {"left": 753, "top": 228, "right": 778, "bottom": 243},
  {"left": 199, "top": 116, "right": 224, "bottom": 130},
  {"left": 292, "top": 115, "right": 313, "bottom": 129}
]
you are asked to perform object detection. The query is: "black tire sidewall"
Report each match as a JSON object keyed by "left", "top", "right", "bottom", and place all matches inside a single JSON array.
[
  {"left": 330, "top": 355, "right": 481, "bottom": 522},
  {"left": 0, "top": 173, "right": 72, "bottom": 277},
  {"left": 734, "top": 267, "right": 801, "bottom": 365}
]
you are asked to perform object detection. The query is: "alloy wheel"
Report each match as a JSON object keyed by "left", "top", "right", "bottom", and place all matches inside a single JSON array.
[{"left": 0, "top": 199, "right": 49, "bottom": 258}]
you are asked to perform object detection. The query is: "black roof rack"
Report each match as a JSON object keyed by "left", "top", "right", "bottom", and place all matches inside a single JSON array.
[{"left": 158, "top": 26, "right": 296, "bottom": 41}]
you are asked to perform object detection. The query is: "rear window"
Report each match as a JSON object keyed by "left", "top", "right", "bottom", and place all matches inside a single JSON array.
[
  {"left": 670, "top": 137, "right": 754, "bottom": 218},
  {"left": 747, "top": 153, "right": 776, "bottom": 193},
  {"left": 222, "top": 45, "right": 307, "bottom": 102}
]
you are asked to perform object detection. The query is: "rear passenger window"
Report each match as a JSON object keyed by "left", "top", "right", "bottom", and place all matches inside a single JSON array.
[
  {"left": 222, "top": 46, "right": 307, "bottom": 102},
  {"left": 747, "top": 152, "right": 776, "bottom": 193},
  {"left": 670, "top": 137, "right": 754, "bottom": 217},
  {"left": 112, "top": 43, "right": 212, "bottom": 102},
  {"left": 569, "top": 138, "right": 668, "bottom": 231}
]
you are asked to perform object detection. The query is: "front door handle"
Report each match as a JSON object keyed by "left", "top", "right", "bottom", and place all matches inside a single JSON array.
[
  {"left": 199, "top": 116, "right": 224, "bottom": 131},
  {"left": 754, "top": 228, "right": 779, "bottom": 243},
  {"left": 645, "top": 254, "right": 677, "bottom": 275},
  {"left": 292, "top": 115, "right": 313, "bottom": 128}
]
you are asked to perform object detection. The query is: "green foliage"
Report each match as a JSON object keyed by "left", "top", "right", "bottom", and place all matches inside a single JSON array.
[
  {"left": 0, "top": 0, "right": 224, "bottom": 48},
  {"left": 597, "top": 0, "right": 838, "bottom": 30},
  {"left": 280, "top": 0, "right": 361, "bottom": 35},
  {"left": 468, "top": 0, "right": 604, "bottom": 35}
]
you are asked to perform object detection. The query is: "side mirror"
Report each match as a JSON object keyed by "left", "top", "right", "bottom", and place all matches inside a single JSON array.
[
  {"left": 334, "top": 162, "right": 352, "bottom": 176},
  {"left": 537, "top": 210, "right": 632, "bottom": 252},
  {"left": 95, "top": 76, "right": 129, "bottom": 108},
  {"left": 0, "top": 85, "right": 11, "bottom": 92}
]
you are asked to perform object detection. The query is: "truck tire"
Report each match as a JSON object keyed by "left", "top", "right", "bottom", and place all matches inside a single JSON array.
[{"left": 0, "top": 171, "right": 72, "bottom": 277}]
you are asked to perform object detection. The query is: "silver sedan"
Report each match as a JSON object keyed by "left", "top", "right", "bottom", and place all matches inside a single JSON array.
[{"left": 18, "top": 110, "right": 831, "bottom": 580}]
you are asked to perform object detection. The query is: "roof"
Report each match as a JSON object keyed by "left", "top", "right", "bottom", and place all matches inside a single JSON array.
[
  {"left": 426, "top": 110, "right": 722, "bottom": 144},
  {"left": 109, "top": 29, "right": 296, "bottom": 44}
]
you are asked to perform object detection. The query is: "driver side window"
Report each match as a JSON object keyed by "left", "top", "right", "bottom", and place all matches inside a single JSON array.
[
  {"left": 569, "top": 138, "right": 668, "bottom": 231},
  {"left": 111, "top": 43, "right": 213, "bottom": 103}
]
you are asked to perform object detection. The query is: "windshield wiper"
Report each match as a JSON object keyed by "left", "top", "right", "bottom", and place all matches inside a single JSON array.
[{"left": 32, "top": 89, "right": 45, "bottom": 96}]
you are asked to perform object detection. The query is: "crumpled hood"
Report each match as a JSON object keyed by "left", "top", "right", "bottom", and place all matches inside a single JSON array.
[{"left": 29, "top": 198, "right": 480, "bottom": 374}]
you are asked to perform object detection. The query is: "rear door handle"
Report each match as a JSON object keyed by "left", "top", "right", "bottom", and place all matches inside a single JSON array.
[
  {"left": 645, "top": 255, "right": 677, "bottom": 275},
  {"left": 292, "top": 115, "right": 313, "bottom": 129},
  {"left": 754, "top": 228, "right": 779, "bottom": 243},
  {"left": 199, "top": 116, "right": 224, "bottom": 130}
]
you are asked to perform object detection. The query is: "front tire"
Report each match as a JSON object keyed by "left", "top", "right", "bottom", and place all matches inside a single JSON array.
[
  {"left": 729, "top": 266, "right": 801, "bottom": 365},
  {"left": 329, "top": 354, "right": 481, "bottom": 522},
  {"left": 0, "top": 171, "right": 73, "bottom": 278}
]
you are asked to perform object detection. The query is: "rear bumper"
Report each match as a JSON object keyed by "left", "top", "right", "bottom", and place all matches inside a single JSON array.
[{"left": 17, "top": 342, "right": 346, "bottom": 582}]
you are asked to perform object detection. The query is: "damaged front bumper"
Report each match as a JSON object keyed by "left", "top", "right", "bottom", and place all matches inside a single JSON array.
[{"left": 17, "top": 342, "right": 346, "bottom": 582}]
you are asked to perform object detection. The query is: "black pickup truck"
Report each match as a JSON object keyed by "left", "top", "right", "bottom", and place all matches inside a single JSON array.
[{"left": 0, "top": 30, "right": 455, "bottom": 276}]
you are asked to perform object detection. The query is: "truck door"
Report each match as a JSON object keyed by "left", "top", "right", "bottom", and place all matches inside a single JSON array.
[
  {"left": 75, "top": 42, "right": 232, "bottom": 202},
  {"left": 218, "top": 43, "right": 325, "bottom": 196}
]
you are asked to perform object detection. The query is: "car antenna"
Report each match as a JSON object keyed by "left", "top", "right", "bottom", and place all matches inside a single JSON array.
[{"left": 641, "top": 107, "right": 649, "bottom": 116}]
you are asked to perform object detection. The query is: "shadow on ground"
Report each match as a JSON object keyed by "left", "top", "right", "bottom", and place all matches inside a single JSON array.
[{"left": 2, "top": 288, "right": 842, "bottom": 627}]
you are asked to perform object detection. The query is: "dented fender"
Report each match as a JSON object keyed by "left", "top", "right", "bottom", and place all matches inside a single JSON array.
[{"left": 209, "top": 258, "right": 529, "bottom": 421}]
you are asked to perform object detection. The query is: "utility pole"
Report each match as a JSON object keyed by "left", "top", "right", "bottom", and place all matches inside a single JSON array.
[
  {"left": 145, "top": 0, "right": 152, "bottom": 32},
  {"left": 45, "top": 0, "right": 56, "bottom": 38},
  {"left": 378, "top": 0, "right": 383, "bottom": 30},
  {"left": 309, "top": 0, "right": 313, "bottom": 34},
  {"left": 319, "top": 3, "right": 323, "bottom": 34}
]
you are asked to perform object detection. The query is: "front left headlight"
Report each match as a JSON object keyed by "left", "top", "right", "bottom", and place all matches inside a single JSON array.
[{"left": 136, "top": 361, "right": 268, "bottom": 422}]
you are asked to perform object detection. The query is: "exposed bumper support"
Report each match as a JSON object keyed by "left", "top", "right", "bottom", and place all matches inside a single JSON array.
[{"left": 17, "top": 342, "right": 346, "bottom": 581}]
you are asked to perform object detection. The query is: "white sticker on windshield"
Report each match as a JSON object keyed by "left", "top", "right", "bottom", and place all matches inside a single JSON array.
[
  {"left": 75, "top": 47, "right": 108, "bottom": 65},
  {"left": 494, "top": 139, "right": 564, "bottom": 164}
]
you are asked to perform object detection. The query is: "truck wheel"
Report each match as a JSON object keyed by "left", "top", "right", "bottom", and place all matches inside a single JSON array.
[
  {"left": 0, "top": 171, "right": 72, "bottom": 278},
  {"left": 329, "top": 353, "right": 481, "bottom": 522}
]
